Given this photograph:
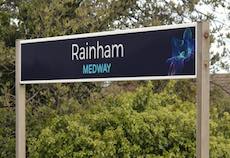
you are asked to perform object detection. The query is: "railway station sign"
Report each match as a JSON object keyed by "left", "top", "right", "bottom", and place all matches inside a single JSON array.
[{"left": 20, "top": 23, "right": 196, "bottom": 84}]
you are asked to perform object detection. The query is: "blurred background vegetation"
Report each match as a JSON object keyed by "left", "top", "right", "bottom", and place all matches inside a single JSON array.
[{"left": 0, "top": 0, "right": 230, "bottom": 157}]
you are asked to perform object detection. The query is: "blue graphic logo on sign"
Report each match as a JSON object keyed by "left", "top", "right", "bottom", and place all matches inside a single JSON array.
[{"left": 166, "top": 28, "right": 195, "bottom": 75}]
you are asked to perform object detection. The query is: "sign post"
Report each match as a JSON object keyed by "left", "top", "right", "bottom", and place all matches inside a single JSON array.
[
  {"left": 196, "top": 22, "right": 210, "bottom": 158},
  {"left": 16, "top": 40, "right": 26, "bottom": 158},
  {"left": 16, "top": 22, "right": 209, "bottom": 158}
]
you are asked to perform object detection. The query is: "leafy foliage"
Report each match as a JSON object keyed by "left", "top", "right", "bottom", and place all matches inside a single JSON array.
[
  {"left": 0, "top": 108, "right": 15, "bottom": 158},
  {"left": 25, "top": 82, "right": 230, "bottom": 157}
]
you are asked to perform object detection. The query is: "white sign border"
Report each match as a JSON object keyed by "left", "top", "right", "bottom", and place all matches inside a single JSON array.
[{"left": 19, "top": 23, "right": 197, "bottom": 84}]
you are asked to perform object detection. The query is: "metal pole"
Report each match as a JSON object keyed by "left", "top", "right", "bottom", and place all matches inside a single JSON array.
[
  {"left": 196, "top": 22, "right": 210, "bottom": 158},
  {"left": 16, "top": 40, "right": 26, "bottom": 158}
]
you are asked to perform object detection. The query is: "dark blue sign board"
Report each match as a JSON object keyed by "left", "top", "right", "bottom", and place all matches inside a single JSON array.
[{"left": 20, "top": 23, "right": 197, "bottom": 84}]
